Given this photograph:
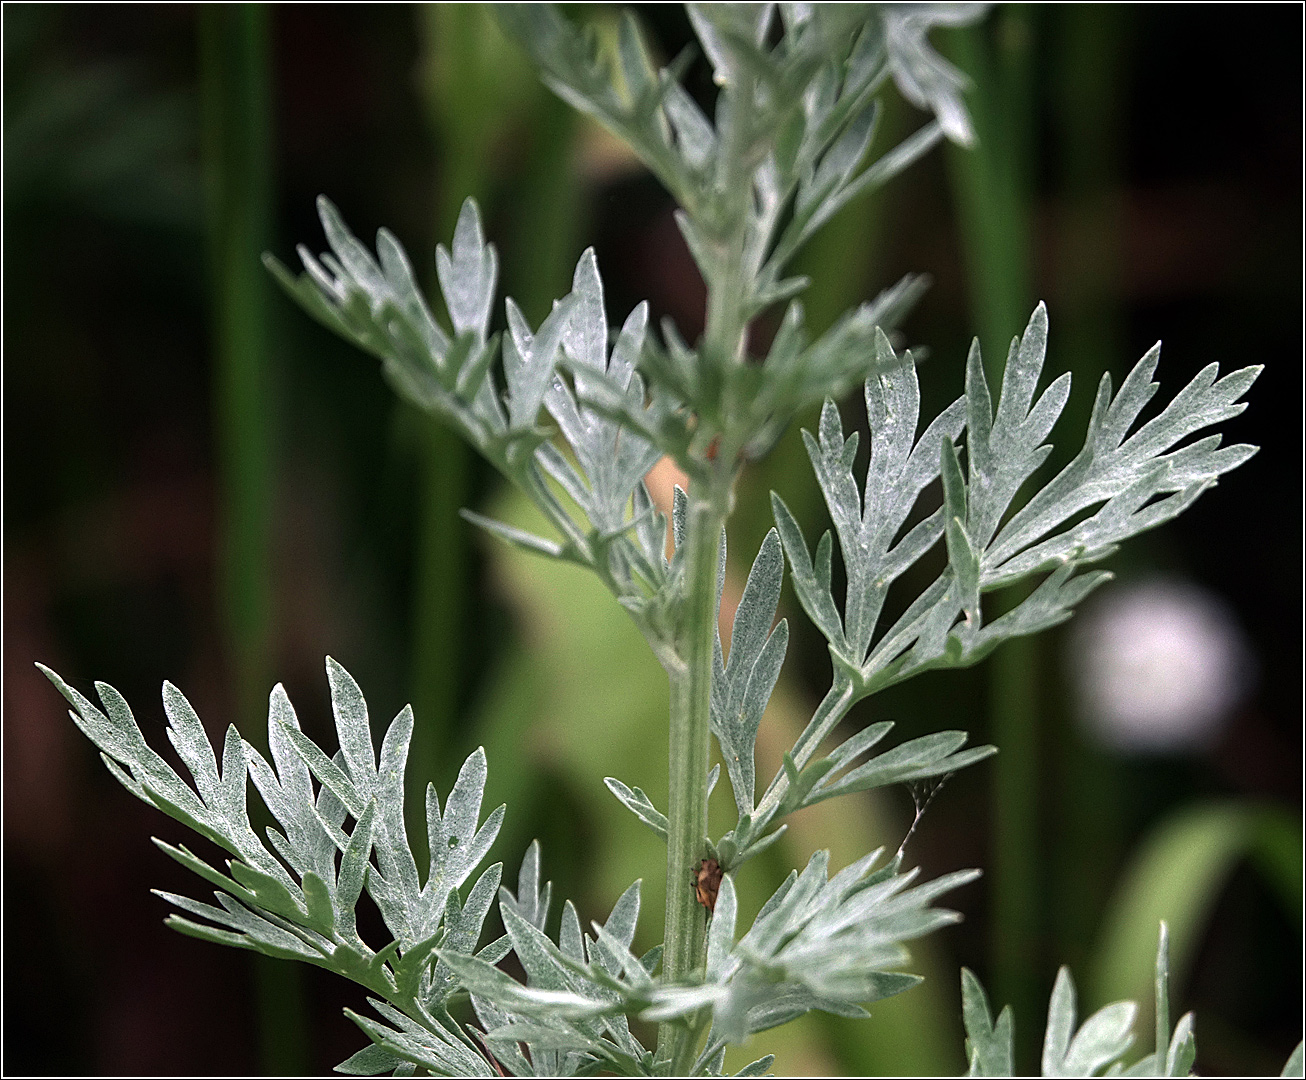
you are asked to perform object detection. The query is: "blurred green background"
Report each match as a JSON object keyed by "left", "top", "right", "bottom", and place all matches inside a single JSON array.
[{"left": 4, "top": 5, "right": 1300, "bottom": 1075}]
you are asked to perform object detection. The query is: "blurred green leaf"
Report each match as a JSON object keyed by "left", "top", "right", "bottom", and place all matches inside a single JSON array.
[{"left": 1089, "top": 801, "right": 1303, "bottom": 1032}]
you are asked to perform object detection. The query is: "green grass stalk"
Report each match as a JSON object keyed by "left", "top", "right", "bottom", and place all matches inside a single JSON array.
[
  {"left": 943, "top": 8, "right": 1041, "bottom": 1066},
  {"left": 200, "top": 5, "right": 309, "bottom": 1074}
]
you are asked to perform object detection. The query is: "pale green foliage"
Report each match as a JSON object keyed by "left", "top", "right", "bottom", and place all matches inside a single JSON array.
[
  {"left": 722, "top": 303, "right": 1259, "bottom": 866},
  {"left": 444, "top": 844, "right": 977, "bottom": 1076},
  {"left": 41, "top": 659, "right": 509, "bottom": 1075},
  {"left": 39, "top": 657, "right": 973, "bottom": 1077},
  {"left": 44, "top": 2, "right": 1277, "bottom": 1075},
  {"left": 496, "top": 1, "right": 983, "bottom": 465},
  {"left": 961, "top": 925, "right": 1200, "bottom": 1078}
]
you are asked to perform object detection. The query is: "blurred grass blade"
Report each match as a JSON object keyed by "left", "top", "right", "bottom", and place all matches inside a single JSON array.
[
  {"left": 1088, "top": 801, "right": 1303, "bottom": 1036},
  {"left": 200, "top": 5, "right": 308, "bottom": 1073},
  {"left": 941, "top": 11, "right": 1040, "bottom": 1063}
]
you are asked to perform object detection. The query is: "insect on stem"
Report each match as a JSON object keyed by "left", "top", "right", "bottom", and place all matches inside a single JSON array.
[{"left": 694, "top": 858, "right": 723, "bottom": 914}]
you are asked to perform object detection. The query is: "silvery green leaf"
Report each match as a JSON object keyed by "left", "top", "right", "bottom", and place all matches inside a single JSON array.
[
  {"left": 638, "top": 984, "right": 728, "bottom": 1025},
  {"left": 336, "top": 800, "right": 378, "bottom": 939},
  {"left": 1108, "top": 921, "right": 1198, "bottom": 1078},
  {"left": 228, "top": 858, "right": 308, "bottom": 923},
  {"left": 805, "top": 730, "right": 995, "bottom": 807},
  {"left": 162, "top": 680, "right": 219, "bottom": 806},
  {"left": 1042, "top": 966, "right": 1137, "bottom": 1077},
  {"left": 1281, "top": 1041, "right": 1304, "bottom": 1079},
  {"left": 545, "top": 250, "right": 661, "bottom": 537},
  {"left": 963, "top": 304, "right": 1068, "bottom": 551},
  {"left": 282, "top": 722, "right": 367, "bottom": 820},
  {"left": 960, "top": 967, "right": 1015, "bottom": 1077},
  {"left": 346, "top": 998, "right": 497, "bottom": 1077},
  {"left": 301, "top": 872, "right": 335, "bottom": 936},
  {"left": 501, "top": 899, "right": 590, "bottom": 998},
  {"left": 257, "top": 685, "right": 337, "bottom": 886},
  {"left": 327, "top": 657, "right": 378, "bottom": 803},
  {"left": 49, "top": 657, "right": 520, "bottom": 1070},
  {"left": 435, "top": 198, "right": 497, "bottom": 342},
  {"left": 631, "top": 481, "right": 671, "bottom": 577},
  {"left": 489, "top": 1016, "right": 647, "bottom": 1077},
  {"left": 498, "top": 4, "right": 699, "bottom": 218},
  {"left": 368, "top": 705, "right": 420, "bottom": 943},
  {"left": 767, "top": 120, "right": 946, "bottom": 273},
  {"left": 335, "top": 1042, "right": 413, "bottom": 1076},
  {"left": 427, "top": 862, "right": 504, "bottom": 1006},
  {"left": 695, "top": 1041, "right": 729, "bottom": 1078},
  {"left": 215, "top": 723, "right": 251, "bottom": 828},
  {"left": 663, "top": 82, "right": 716, "bottom": 172},
  {"left": 798, "top": 101, "right": 878, "bottom": 217},
  {"left": 460, "top": 508, "right": 568, "bottom": 561},
  {"left": 768, "top": 303, "right": 1256, "bottom": 835},
  {"left": 41, "top": 666, "right": 303, "bottom": 895},
  {"left": 879, "top": 3, "right": 987, "bottom": 146},
  {"left": 1059, "top": 1002, "right": 1136, "bottom": 1077},
  {"left": 711, "top": 529, "right": 789, "bottom": 816},
  {"left": 40, "top": 665, "right": 213, "bottom": 835},
  {"left": 1164, "top": 1014, "right": 1197, "bottom": 1078},
  {"left": 982, "top": 311, "right": 1261, "bottom": 586},
  {"left": 615, "top": 11, "right": 659, "bottom": 108},
  {"left": 1154, "top": 919, "right": 1173, "bottom": 1064},
  {"left": 705, "top": 875, "right": 739, "bottom": 983},
  {"left": 504, "top": 292, "right": 576, "bottom": 431},
  {"left": 770, "top": 493, "right": 846, "bottom": 653},
  {"left": 597, "top": 880, "right": 642, "bottom": 968},
  {"left": 374, "top": 225, "right": 447, "bottom": 359},
  {"left": 470, "top": 994, "right": 537, "bottom": 1077},
  {"left": 163, "top": 910, "right": 312, "bottom": 962},
  {"left": 502, "top": 840, "right": 553, "bottom": 935},
  {"left": 315, "top": 751, "right": 349, "bottom": 829},
  {"left": 686, "top": 3, "right": 775, "bottom": 89},
  {"left": 698, "top": 848, "right": 979, "bottom": 1043},
  {"left": 555, "top": 900, "right": 587, "bottom": 968},
  {"left": 789, "top": 329, "right": 966, "bottom": 667},
  {"left": 158, "top": 889, "right": 322, "bottom": 963},
  {"left": 146, "top": 835, "right": 232, "bottom": 887},
  {"left": 271, "top": 202, "right": 461, "bottom": 419},
  {"left": 421, "top": 748, "right": 506, "bottom": 941}
]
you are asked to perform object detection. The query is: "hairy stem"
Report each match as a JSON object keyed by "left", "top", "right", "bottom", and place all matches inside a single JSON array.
[
  {"left": 658, "top": 82, "right": 759, "bottom": 1058},
  {"left": 659, "top": 492, "right": 727, "bottom": 1069}
]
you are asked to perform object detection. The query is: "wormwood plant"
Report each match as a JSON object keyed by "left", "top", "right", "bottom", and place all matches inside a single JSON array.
[{"left": 42, "top": 5, "right": 1286, "bottom": 1076}]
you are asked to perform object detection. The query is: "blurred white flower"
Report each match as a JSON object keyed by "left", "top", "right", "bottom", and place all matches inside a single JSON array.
[{"left": 1068, "top": 577, "right": 1254, "bottom": 753}]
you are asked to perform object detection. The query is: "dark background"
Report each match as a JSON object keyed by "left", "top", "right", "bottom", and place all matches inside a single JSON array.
[{"left": 4, "top": 5, "right": 1301, "bottom": 1075}]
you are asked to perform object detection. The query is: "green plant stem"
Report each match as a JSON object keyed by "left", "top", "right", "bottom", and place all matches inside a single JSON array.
[
  {"left": 199, "top": 5, "right": 309, "bottom": 1074},
  {"left": 660, "top": 491, "right": 728, "bottom": 1072}
]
